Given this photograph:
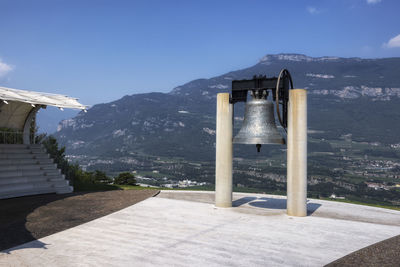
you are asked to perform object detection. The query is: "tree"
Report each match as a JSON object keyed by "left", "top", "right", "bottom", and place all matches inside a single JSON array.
[
  {"left": 40, "top": 135, "right": 70, "bottom": 179},
  {"left": 41, "top": 135, "right": 66, "bottom": 164},
  {"left": 93, "top": 170, "right": 112, "bottom": 184},
  {"left": 38, "top": 135, "right": 114, "bottom": 188},
  {"left": 114, "top": 172, "right": 137, "bottom": 185}
]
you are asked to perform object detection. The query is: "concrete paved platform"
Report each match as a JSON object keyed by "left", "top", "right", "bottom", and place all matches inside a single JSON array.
[{"left": 1, "top": 191, "right": 400, "bottom": 266}]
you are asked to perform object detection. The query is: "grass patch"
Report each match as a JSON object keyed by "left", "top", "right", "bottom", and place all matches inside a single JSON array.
[
  {"left": 136, "top": 171, "right": 173, "bottom": 179},
  {"left": 114, "top": 185, "right": 161, "bottom": 190},
  {"left": 320, "top": 197, "right": 400, "bottom": 211},
  {"left": 74, "top": 183, "right": 161, "bottom": 192},
  {"left": 156, "top": 185, "right": 214, "bottom": 191}
]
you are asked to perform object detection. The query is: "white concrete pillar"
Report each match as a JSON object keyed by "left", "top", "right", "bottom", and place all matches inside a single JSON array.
[
  {"left": 287, "top": 89, "right": 307, "bottom": 216},
  {"left": 215, "top": 93, "right": 233, "bottom": 207}
]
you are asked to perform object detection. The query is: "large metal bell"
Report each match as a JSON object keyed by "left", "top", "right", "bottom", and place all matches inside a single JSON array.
[{"left": 233, "top": 97, "right": 285, "bottom": 149}]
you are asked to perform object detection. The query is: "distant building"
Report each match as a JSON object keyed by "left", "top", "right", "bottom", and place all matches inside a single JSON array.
[{"left": 329, "top": 194, "right": 345, "bottom": 200}]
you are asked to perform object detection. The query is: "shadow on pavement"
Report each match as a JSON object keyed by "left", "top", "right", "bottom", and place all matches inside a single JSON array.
[
  {"left": 233, "top": 196, "right": 321, "bottom": 215},
  {"left": 307, "top": 202, "right": 322, "bottom": 216},
  {"left": 0, "top": 192, "right": 78, "bottom": 252},
  {"left": 232, "top": 197, "right": 257, "bottom": 207},
  {"left": 0, "top": 189, "right": 158, "bottom": 253},
  {"left": 1, "top": 240, "right": 49, "bottom": 254}
]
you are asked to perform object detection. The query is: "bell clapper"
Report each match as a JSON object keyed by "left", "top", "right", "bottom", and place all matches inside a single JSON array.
[{"left": 256, "top": 144, "right": 261, "bottom": 153}]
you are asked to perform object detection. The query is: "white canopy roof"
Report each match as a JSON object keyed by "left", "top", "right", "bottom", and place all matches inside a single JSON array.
[{"left": 0, "top": 86, "right": 88, "bottom": 110}]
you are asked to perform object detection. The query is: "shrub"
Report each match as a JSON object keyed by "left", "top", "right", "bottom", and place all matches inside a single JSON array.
[
  {"left": 93, "top": 170, "right": 113, "bottom": 184},
  {"left": 39, "top": 134, "right": 116, "bottom": 190},
  {"left": 114, "top": 172, "right": 136, "bottom": 185}
]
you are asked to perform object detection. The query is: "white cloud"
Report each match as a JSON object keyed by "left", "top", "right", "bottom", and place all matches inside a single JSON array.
[
  {"left": 0, "top": 59, "right": 14, "bottom": 77},
  {"left": 367, "top": 0, "right": 382, "bottom": 4},
  {"left": 383, "top": 34, "right": 400, "bottom": 48},
  {"left": 307, "top": 6, "right": 320, "bottom": 14}
]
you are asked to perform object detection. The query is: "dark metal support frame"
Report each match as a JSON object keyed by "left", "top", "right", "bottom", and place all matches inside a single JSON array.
[{"left": 230, "top": 69, "right": 293, "bottom": 130}]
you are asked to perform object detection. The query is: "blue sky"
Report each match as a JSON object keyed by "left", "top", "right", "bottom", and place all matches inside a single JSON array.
[{"left": 0, "top": 0, "right": 400, "bottom": 106}]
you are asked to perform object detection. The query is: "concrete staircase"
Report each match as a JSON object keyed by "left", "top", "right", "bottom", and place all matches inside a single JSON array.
[{"left": 0, "top": 144, "right": 73, "bottom": 199}]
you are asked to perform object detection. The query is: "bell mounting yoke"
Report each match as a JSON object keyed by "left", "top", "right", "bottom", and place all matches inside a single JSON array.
[{"left": 230, "top": 69, "right": 293, "bottom": 130}]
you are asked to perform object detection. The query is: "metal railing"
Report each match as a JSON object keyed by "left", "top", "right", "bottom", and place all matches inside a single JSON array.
[{"left": 0, "top": 130, "right": 36, "bottom": 144}]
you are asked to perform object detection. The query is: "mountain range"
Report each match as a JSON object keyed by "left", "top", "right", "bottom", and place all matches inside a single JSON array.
[{"left": 54, "top": 53, "right": 400, "bottom": 162}]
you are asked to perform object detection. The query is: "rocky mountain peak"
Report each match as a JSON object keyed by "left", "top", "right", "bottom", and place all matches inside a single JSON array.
[{"left": 259, "top": 53, "right": 341, "bottom": 63}]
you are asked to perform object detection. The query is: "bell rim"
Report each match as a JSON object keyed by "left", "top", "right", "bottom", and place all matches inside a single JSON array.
[{"left": 233, "top": 137, "right": 285, "bottom": 145}]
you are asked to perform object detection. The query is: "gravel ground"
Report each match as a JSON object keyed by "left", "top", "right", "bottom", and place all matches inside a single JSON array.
[
  {"left": 0, "top": 189, "right": 159, "bottom": 251},
  {"left": 326, "top": 234, "right": 400, "bottom": 267}
]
